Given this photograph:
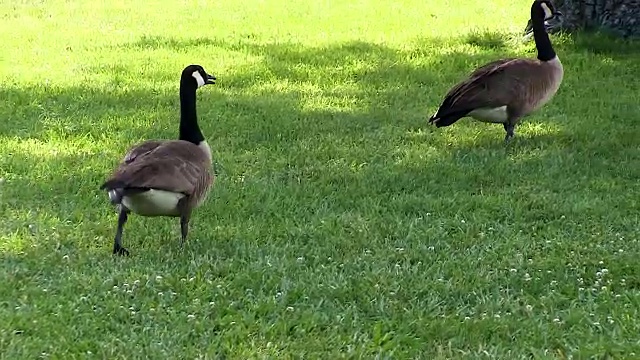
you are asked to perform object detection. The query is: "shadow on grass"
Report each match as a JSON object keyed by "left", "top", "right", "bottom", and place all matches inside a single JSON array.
[
  {"left": 0, "top": 150, "right": 109, "bottom": 254},
  {"left": 462, "top": 30, "right": 512, "bottom": 50},
  {"left": 556, "top": 30, "right": 640, "bottom": 57},
  {"left": 0, "top": 85, "right": 179, "bottom": 139},
  {"left": 2, "top": 32, "right": 639, "bottom": 259}
]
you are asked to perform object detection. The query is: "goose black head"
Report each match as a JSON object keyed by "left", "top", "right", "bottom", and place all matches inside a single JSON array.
[
  {"left": 181, "top": 64, "right": 216, "bottom": 89},
  {"left": 523, "top": 0, "right": 563, "bottom": 37}
]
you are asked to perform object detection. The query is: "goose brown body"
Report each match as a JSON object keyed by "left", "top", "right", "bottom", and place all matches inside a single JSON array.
[
  {"left": 103, "top": 139, "right": 214, "bottom": 217},
  {"left": 436, "top": 57, "right": 563, "bottom": 125},
  {"left": 428, "top": 0, "right": 564, "bottom": 142}
]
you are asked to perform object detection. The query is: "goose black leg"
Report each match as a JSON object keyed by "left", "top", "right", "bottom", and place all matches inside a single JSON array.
[
  {"left": 113, "top": 208, "right": 130, "bottom": 256},
  {"left": 177, "top": 198, "right": 192, "bottom": 247},
  {"left": 180, "top": 215, "right": 190, "bottom": 247},
  {"left": 504, "top": 123, "right": 515, "bottom": 143}
]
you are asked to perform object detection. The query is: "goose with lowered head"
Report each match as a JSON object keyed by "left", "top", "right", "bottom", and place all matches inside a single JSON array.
[{"left": 428, "top": 0, "right": 564, "bottom": 143}]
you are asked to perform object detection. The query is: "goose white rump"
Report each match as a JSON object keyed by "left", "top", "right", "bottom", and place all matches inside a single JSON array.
[
  {"left": 122, "top": 189, "right": 186, "bottom": 217},
  {"left": 468, "top": 105, "right": 508, "bottom": 123}
]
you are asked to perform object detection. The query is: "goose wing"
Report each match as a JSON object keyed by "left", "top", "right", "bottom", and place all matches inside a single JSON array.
[
  {"left": 435, "top": 58, "right": 538, "bottom": 117},
  {"left": 102, "top": 140, "right": 211, "bottom": 196},
  {"left": 121, "top": 140, "right": 166, "bottom": 164}
]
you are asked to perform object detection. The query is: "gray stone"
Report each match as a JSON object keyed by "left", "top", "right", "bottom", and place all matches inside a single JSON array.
[{"left": 531, "top": 0, "right": 640, "bottom": 38}]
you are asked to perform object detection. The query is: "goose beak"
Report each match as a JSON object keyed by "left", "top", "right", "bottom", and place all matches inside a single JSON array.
[
  {"left": 523, "top": 10, "right": 563, "bottom": 37},
  {"left": 205, "top": 74, "right": 216, "bottom": 85},
  {"left": 523, "top": 19, "right": 558, "bottom": 37},
  {"left": 524, "top": 19, "right": 533, "bottom": 36}
]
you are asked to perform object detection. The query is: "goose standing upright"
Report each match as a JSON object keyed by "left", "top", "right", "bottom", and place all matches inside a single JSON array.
[
  {"left": 428, "top": 0, "right": 564, "bottom": 143},
  {"left": 101, "top": 64, "right": 216, "bottom": 256}
]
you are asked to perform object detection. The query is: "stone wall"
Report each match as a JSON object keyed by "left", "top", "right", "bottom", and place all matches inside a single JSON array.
[{"left": 546, "top": 0, "right": 640, "bottom": 38}]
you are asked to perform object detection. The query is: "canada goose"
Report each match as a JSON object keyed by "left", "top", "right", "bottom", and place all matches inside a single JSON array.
[
  {"left": 100, "top": 64, "right": 216, "bottom": 256},
  {"left": 428, "top": 0, "right": 564, "bottom": 143}
]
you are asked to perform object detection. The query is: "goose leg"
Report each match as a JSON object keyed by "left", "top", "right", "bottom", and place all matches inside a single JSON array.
[
  {"left": 113, "top": 208, "right": 130, "bottom": 256},
  {"left": 503, "top": 123, "right": 515, "bottom": 143},
  {"left": 180, "top": 215, "right": 190, "bottom": 246},
  {"left": 177, "top": 198, "right": 192, "bottom": 247}
]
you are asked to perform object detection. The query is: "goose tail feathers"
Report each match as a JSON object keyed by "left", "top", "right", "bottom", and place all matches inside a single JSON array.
[
  {"left": 100, "top": 179, "right": 149, "bottom": 205},
  {"left": 101, "top": 180, "right": 126, "bottom": 205}
]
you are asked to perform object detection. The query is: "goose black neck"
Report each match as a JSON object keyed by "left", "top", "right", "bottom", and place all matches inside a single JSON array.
[
  {"left": 179, "top": 82, "right": 204, "bottom": 145},
  {"left": 532, "top": 15, "right": 556, "bottom": 62}
]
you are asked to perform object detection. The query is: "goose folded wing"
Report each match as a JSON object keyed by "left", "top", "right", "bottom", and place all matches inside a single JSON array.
[
  {"left": 121, "top": 140, "right": 166, "bottom": 164},
  {"left": 439, "top": 58, "right": 533, "bottom": 115},
  {"left": 107, "top": 156, "right": 206, "bottom": 196}
]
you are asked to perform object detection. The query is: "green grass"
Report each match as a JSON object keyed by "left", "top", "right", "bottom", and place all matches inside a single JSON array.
[{"left": 2, "top": 0, "right": 640, "bottom": 358}]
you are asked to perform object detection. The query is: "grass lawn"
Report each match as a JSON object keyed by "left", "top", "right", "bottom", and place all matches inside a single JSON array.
[{"left": 2, "top": 0, "right": 640, "bottom": 358}]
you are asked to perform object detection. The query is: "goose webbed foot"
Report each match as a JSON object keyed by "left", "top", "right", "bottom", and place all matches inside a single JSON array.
[
  {"left": 503, "top": 123, "right": 515, "bottom": 144},
  {"left": 113, "top": 245, "right": 130, "bottom": 256}
]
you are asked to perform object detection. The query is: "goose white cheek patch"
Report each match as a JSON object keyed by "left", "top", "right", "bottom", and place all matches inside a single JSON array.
[
  {"left": 541, "top": 3, "right": 553, "bottom": 19},
  {"left": 192, "top": 71, "right": 205, "bottom": 87}
]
